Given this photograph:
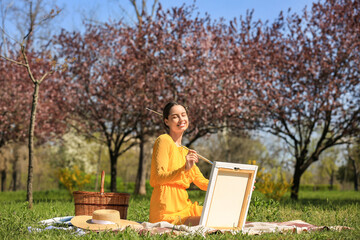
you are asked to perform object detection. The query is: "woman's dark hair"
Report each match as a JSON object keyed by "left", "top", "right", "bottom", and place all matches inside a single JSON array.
[{"left": 162, "top": 101, "right": 188, "bottom": 133}]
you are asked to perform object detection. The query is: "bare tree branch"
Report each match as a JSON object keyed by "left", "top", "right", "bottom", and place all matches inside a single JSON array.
[
  {"left": 20, "top": 45, "right": 36, "bottom": 83},
  {"left": 151, "top": 0, "right": 158, "bottom": 17},
  {"left": 0, "top": 54, "right": 25, "bottom": 66},
  {"left": 129, "top": 0, "right": 142, "bottom": 25}
]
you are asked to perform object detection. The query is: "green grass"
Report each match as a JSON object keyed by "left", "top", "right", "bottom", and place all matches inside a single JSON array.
[{"left": 0, "top": 189, "right": 359, "bottom": 239}]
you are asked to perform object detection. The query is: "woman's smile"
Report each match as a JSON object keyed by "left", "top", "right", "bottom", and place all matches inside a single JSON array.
[
  {"left": 165, "top": 105, "right": 189, "bottom": 132},
  {"left": 177, "top": 122, "right": 186, "bottom": 127}
]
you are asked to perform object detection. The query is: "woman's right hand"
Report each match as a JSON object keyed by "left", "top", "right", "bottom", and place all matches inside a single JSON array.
[{"left": 185, "top": 149, "right": 198, "bottom": 171}]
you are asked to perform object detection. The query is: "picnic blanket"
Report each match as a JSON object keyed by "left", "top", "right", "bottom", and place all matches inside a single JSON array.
[
  {"left": 28, "top": 216, "right": 351, "bottom": 236},
  {"left": 139, "top": 220, "right": 350, "bottom": 236}
]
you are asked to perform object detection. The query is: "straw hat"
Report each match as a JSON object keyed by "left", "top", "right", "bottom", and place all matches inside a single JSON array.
[{"left": 71, "top": 209, "right": 142, "bottom": 231}]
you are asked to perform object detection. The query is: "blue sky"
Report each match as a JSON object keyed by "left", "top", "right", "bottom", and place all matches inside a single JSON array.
[
  {"left": 58, "top": 0, "right": 317, "bottom": 32},
  {"left": 0, "top": 0, "right": 319, "bottom": 46}
]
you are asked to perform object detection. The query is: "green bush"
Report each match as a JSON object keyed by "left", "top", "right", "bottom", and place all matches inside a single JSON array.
[
  {"left": 247, "top": 191, "right": 280, "bottom": 222},
  {"left": 248, "top": 160, "right": 291, "bottom": 201},
  {"left": 56, "top": 166, "right": 91, "bottom": 195}
]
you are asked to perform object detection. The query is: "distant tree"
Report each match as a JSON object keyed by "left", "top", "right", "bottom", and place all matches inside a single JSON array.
[
  {"left": 318, "top": 147, "right": 340, "bottom": 189},
  {"left": 10, "top": 144, "right": 20, "bottom": 191},
  {"left": 127, "top": 0, "right": 161, "bottom": 195},
  {"left": 57, "top": 22, "right": 144, "bottom": 192},
  {"left": 1, "top": 44, "right": 68, "bottom": 208},
  {"left": 0, "top": 0, "right": 62, "bottom": 50},
  {"left": 0, "top": 147, "right": 9, "bottom": 191},
  {"left": 55, "top": 129, "right": 101, "bottom": 174},
  {"left": 243, "top": 0, "right": 360, "bottom": 199},
  {"left": 346, "top": 140, "right": 360, "bottom": 191},
  {"left": 0, "top": 4, "right": 66, "bottom": 207},
  {"left": 0, "top": 57, "right": 30, "bottom": 149},
  {"left": 336, "top": 144, "right": 359, "bottom": 191},
  {"left": 193, "top": 132, "right": 286, "bottom": 178}
]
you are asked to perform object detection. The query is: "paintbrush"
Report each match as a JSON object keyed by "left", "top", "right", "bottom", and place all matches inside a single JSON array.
[{"left": 146, "top": 107, "right": 213, "bottom": 165}]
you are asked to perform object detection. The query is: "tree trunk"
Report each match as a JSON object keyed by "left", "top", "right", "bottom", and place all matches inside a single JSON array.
[
  {"left": 329, "top": 170, "right": 334, "bottom": 190},
  {"left": 1, "top": 169, "right": 6, "bottom": 192},
  {"left": 350, "top": 156, "right": 358, "bottom": 191},
  {"left": 135, "top": 132, "right": 147, "bottom": 195},
  {"left": 12, "top": 145, "right": 20, "bottom": 191},
  {"left": 12, "top": 170, "right": 17, "bottom": 191},
  {"left": 222, "top": 126, "right": 231, "bottom": 162},
  {"left": 291, "top": 161, "right": 303, "bottom": 200},
  {"left": 27, "top": 82, "right": 39, "bottom": 209},
  {"left": 110, "top": 152, "right": 118, "bottom": 192}
]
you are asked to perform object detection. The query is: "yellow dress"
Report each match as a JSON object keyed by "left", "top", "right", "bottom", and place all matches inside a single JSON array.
[{"left": 149, "top": 134, "right": 209, "bottom": 224}]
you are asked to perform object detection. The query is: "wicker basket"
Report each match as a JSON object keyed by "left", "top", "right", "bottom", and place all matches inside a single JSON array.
[{"left": 73, "top": 171, "right": 130, "bottom": 219}]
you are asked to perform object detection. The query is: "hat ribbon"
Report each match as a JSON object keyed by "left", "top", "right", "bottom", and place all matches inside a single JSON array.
[{"left": 91, "top": 219, "right": 117, "bottom": 225}]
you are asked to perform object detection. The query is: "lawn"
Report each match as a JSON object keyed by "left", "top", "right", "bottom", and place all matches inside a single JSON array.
[{"left": 0, "top": 189, "right": 359, "bottom": 239}]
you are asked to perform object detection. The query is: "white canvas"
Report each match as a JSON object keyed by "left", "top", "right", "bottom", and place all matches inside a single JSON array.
[{"left": 199, "top": 162, "right": 257, "bottom": 230}]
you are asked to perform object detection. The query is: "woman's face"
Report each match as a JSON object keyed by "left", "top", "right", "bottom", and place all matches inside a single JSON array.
[{"left": 164, "top": 105, "right": 189, "bottom": 134}]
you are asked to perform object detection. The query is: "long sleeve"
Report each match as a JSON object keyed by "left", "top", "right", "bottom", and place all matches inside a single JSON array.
[
  {"left": 150, "top": 135, "right": 187, "bottom": 187},
  {"left": 191, "top": 164, "right": 209, "bottom": 191},
  {"left": 149, "top": 134, "right": 208, "bottom": 224}
]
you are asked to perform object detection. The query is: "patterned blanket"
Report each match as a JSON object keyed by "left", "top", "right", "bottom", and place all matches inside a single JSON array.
[
  {"left": 137, "top": 220, "right": 350, "bottom": 236},
  {"left": 30, "top": 217, "right": 350, "bottom": 236}
]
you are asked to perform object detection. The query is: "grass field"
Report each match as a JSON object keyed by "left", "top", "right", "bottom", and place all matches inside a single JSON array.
[{"left": 0, "top": 189, "right": 359, "bottom": 239}]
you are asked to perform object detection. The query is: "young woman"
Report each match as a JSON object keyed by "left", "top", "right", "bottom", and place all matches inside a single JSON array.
[{"left": 149, "top": 102, "right": 209, "bottom": 226}]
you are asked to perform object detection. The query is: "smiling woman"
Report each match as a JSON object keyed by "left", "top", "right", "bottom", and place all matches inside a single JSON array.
[
  {"left": 149, "top": 102, "right": 209, "bottom": 226},
  {"left": 162, "top": 102, "right": 189, "bottom": 135}
]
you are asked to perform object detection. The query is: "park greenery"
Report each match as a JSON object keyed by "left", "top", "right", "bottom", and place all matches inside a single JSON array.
[
  {"left": 0, "top": 187, "right": 359, "bottom": 239},
  {"left": 0, "top": 1, "right": 359, "bottom": 238}
]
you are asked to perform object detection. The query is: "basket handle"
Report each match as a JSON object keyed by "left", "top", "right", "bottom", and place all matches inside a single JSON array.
[{"left": 100, "top": 170, "right": 105, "bottom": 195}]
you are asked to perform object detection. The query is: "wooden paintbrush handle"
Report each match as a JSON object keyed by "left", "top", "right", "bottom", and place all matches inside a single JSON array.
[{"left": 181, "top": 145, "right": 213, "bottom": 165}]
